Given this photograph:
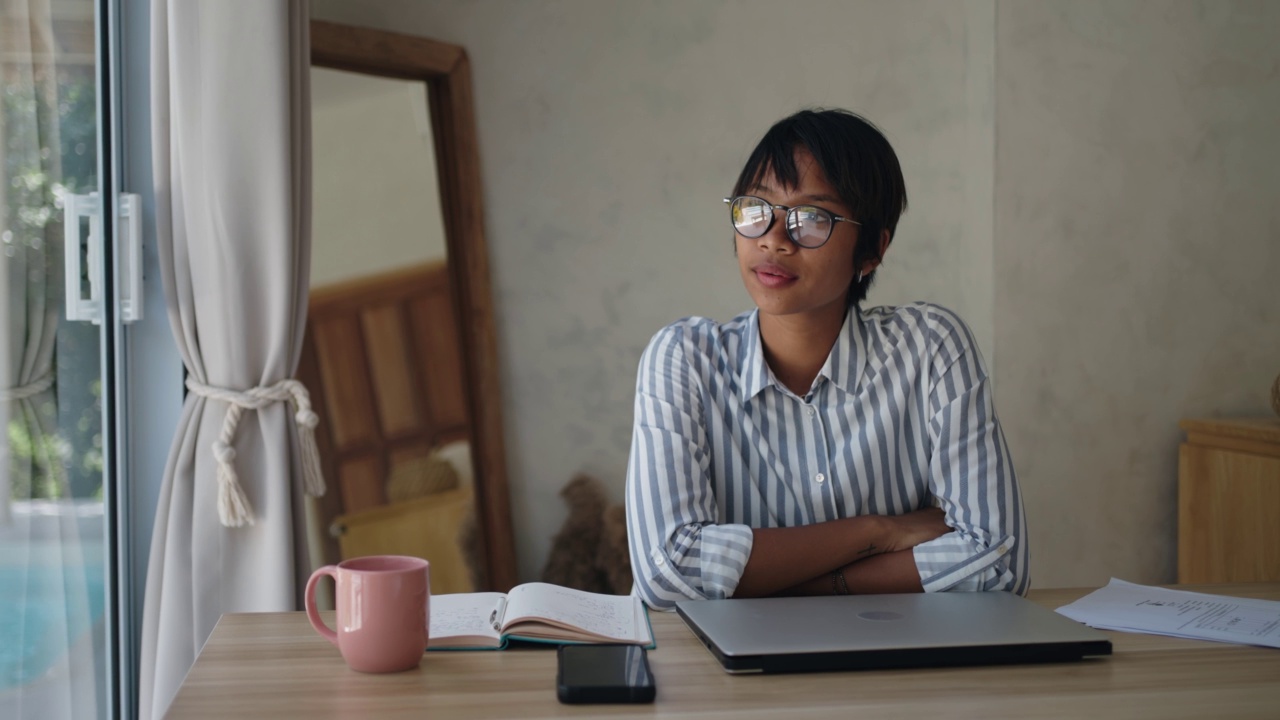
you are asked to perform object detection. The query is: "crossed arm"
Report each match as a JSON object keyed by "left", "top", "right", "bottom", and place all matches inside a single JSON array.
[{"left": 732, "top": 508, "right": 951, "bottom": 598}]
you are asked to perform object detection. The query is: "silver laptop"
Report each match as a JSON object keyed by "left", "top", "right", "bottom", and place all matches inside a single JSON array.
[{"left": 675, "top": 592, "right": 1112, "bottom": 674}]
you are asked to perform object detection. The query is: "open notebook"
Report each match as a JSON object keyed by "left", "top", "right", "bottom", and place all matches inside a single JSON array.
[{"left": 428, "top": 582, "right": 655, "bottom": 650}]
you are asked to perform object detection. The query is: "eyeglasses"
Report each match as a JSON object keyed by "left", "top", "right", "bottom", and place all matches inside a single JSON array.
[{"left": 724, "top": 195, "right": 861, "bottom": 249}]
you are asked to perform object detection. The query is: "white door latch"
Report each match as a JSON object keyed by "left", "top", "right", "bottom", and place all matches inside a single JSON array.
[{"left": 63, "top": 192, "right": 143, "bottom": 324}]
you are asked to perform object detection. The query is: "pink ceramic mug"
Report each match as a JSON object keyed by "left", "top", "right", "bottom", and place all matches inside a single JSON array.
[{"left": 305, "top": 555, "right": 430, "bottom": 673}]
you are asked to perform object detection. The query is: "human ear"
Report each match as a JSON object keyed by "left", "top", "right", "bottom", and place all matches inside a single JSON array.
[{"left": 857, "top": 229, "right": 893, "bottom": 276}]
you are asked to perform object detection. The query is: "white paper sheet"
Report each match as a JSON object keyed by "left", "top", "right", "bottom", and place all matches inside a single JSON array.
[{"left": 1055, "top": 578, "right": 1280, "bottom": 649}]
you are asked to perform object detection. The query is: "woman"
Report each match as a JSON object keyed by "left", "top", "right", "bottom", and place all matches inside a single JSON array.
[{"left": 625, "top": 109, "right": 1028, "bottom": 610}]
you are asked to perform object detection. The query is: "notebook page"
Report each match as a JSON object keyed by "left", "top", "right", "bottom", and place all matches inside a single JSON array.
[
  {"left": 503, "top": 583, "right": 645, "bottom": 643},
  {"left": 429, "top": 592, "right": 506, "bottom": 647}
]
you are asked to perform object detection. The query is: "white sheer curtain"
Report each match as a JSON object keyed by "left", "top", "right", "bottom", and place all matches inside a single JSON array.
[
  {"left": 0, "top": 1, "right": 100, "bottom": 717},
  {"left": 139, "top": 1, "right": 315, "bottom": 717},
  {"left": 0, "top": 0, "right": 61, "bottom": 528}
]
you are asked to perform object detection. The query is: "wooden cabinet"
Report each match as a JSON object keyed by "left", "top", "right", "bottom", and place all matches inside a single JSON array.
[{"left": 1178, "top": 418, "right": 1280, "bottom": 583}]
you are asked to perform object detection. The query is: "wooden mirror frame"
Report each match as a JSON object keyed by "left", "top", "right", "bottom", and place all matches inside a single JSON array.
[{"left": 309, "top": 20, "right": 517, "bottom": 591}]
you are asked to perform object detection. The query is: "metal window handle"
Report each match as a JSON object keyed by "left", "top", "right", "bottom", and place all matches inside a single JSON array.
[{"left": 63, "top": 192, "right": 143, "bottom": 324}]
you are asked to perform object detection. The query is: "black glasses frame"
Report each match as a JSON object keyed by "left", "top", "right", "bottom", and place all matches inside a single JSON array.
[{"left": 724, "top": 195, "right": 861, "bottom": 249}]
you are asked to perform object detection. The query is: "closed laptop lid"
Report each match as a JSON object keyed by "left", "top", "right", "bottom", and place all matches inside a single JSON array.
[{"left": 675, "top": 592, "right": 1112, "bottom": 673}]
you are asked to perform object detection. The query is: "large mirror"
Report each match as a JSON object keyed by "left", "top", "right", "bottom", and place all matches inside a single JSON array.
[{"left": 300, "top": 21, "right": 517, "bottom": 592}]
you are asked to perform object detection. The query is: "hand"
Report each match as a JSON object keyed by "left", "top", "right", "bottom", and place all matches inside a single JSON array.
[{"left": 878, "top": 507, "right": 950, "bottom": 554}]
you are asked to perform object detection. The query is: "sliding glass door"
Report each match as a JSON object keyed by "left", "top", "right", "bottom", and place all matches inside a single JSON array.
[{"left": 1, "top": 0, "right": 139, "bottom": 717}]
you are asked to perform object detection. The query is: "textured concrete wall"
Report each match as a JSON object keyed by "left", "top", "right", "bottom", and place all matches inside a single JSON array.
[{"left": 994, "top": 1, "right": 1280, "bottom": 586}]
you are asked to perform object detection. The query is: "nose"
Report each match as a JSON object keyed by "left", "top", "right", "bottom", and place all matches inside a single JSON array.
[{"left": 756, "top": 210, "right": 794, "bottom": 253}]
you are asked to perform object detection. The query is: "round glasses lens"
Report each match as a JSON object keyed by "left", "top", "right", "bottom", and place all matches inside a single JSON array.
[
  {"left": 731, "top": 197, "right": 772, "bottom": 237},
  {"left": 787, "top": 206, "right": 833, "bottom": 247}
]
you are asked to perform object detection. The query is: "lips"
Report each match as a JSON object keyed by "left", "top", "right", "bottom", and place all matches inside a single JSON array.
[{"left": 752, "top": 262, "right": 797, "bottom": 289}]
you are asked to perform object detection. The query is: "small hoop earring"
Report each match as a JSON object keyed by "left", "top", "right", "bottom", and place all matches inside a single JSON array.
[{"left": 856, "top": 270, "right": 863, "bottom": 283}]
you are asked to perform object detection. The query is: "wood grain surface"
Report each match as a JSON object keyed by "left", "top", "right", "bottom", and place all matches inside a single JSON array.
[
  {"left": 1178, "top": 418, "right": 1280, "bottom": 584},
  {"left": 166, "top": 584, "right": 1280, "bottom": 719}
]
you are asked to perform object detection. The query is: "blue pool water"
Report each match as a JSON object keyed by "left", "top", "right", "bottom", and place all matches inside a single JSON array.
[{"left": 0, "top": 503, "right": 107, "bottom": 691}]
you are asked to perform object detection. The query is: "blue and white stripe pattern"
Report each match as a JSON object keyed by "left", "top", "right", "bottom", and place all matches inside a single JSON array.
[{"left": 625, "top": 302, "right": 1028, "bottom": 610}]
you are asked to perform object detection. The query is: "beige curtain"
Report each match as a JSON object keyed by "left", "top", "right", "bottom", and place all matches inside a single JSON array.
[{"left": 139, "top": 1, "right": 314, "bottom": 717}]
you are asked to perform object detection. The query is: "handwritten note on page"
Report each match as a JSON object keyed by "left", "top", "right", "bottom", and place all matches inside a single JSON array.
[
  {"left": 504, "top": 582, "right": 648, "bottom": 644},
  {"left": 1055, "top": 578, "right": 1280, "bottom": 649},
  {"left": 429, "top": 592, "right": 505, "bottom": 647}
]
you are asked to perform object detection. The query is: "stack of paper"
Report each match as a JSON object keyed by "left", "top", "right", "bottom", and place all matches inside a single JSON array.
[{"left": 1055, "top": 578, "right": 1280, "bottom": 649}]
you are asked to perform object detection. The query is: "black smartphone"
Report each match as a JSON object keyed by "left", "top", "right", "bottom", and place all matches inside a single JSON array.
[{"left": 556, "top": 644, "right": 656, "bottom": 704}]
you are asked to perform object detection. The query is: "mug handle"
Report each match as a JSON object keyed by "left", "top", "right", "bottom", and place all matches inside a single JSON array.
[{"left": 305, "top": 565, "right": 339, "bottom": 647}]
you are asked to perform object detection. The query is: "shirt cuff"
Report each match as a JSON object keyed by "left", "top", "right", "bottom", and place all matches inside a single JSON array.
[
  {"left": 912, "top": 532, "right": 1015, "bottom": 592},
  {"left": 692, "top": 523, "right": 753, "bottom": 599}
]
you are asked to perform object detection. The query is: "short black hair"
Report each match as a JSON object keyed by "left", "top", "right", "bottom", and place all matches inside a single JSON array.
[{"left": 731, "top": 109, "right": 908, "bottom": 306}]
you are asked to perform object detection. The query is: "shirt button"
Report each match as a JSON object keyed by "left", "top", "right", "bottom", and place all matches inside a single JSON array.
[
  {"left": 815, "top": 473, "right": 825, "bottom": 483},
  {"left": 654, "top": 556, "right": 665, "bottom": 566},
  {"left": 806, "top": 407, "right": 816, "bottom": 417}
]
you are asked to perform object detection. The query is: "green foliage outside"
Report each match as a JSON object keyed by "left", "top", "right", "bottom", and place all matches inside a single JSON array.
[{"left": 3, "top": 60, "right": 104, "bottom": 501}]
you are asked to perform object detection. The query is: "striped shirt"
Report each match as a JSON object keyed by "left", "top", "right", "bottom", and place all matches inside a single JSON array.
[{"left": 625, "top": 302, "right": 1028, "bottom": 610}]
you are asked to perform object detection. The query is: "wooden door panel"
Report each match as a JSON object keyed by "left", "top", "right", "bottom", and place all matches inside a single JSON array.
[
  {"left": 360, "top": 302, "right": 424, "bottom": 438},
  {"left": 305, "top": 261, "right": 470, "bottom": 530},
  {"left": 338, "top": 454, "right": 387, "bottom": 515},
  {"left": 409, "top": 290, "right": 468, "bottom": 437},
  {"left": 314, "top": 315, "right": 379, "bottom": 451}
]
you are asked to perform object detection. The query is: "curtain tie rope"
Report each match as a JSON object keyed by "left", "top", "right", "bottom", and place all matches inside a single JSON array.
[
  {"left": 0, "top": 372, "right": 54, "bottom": 402},
  {"left": 185, "top": 377, "right": 326, "bottom": 527}
]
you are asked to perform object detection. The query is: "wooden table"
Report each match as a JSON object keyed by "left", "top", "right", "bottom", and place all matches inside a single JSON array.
[{"left": 167, "top": 584, "right": 1280, "bottom": 719}]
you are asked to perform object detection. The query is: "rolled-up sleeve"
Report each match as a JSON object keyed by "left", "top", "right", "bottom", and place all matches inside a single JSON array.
[
  {"left": 913, "top": 309, "right": 1029, "bottom": 595},
  {"left": 625, "top": 325, "right": 755, "bottom": 610}
]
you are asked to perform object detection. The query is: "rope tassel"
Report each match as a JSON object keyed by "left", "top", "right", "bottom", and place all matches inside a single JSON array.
[
  {"left": 294, "top": 408, "right": 326, "bottom": 498},
  {"left": 187, "top": 377, "right": 328, "bottom": 527},
  {"left": 213, "top": 438, "right": 255, "bottom": 527}
]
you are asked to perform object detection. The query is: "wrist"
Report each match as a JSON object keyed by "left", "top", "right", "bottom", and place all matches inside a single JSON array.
[
  {"left": 830, "top": 568, "right": 850, "bottom": 595},
  {"left": 845, "top": 514, "right": 893, "bottom": 561},
  {"left": 870, "top": 514, "right": 896, "bottom": 555}
]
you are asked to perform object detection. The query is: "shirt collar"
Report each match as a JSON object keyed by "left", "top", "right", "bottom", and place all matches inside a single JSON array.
[
  {"left": 740, "top": 310, "right": 771, "bottom": 400},
  {"left": 739, "top": 308, "right": 867, "bottom": 401},
  {"left": 822, "top": 308, "right": 867, "bottom": 396}
]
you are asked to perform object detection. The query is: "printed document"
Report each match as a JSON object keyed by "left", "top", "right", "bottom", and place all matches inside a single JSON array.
[{"left": 1055, "top": 578, "right": 1280, "bottom": 649}]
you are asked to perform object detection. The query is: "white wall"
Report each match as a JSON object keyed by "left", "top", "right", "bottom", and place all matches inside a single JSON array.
[
  {"left": 310, "top": 0, "right": 1280, "bottom": 588},
  {"left": 311, "top": 67, "right": 447, "bottom": 286},
  {"left": 994, "top": 1, "right": 1280, "bottom": 587}
]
